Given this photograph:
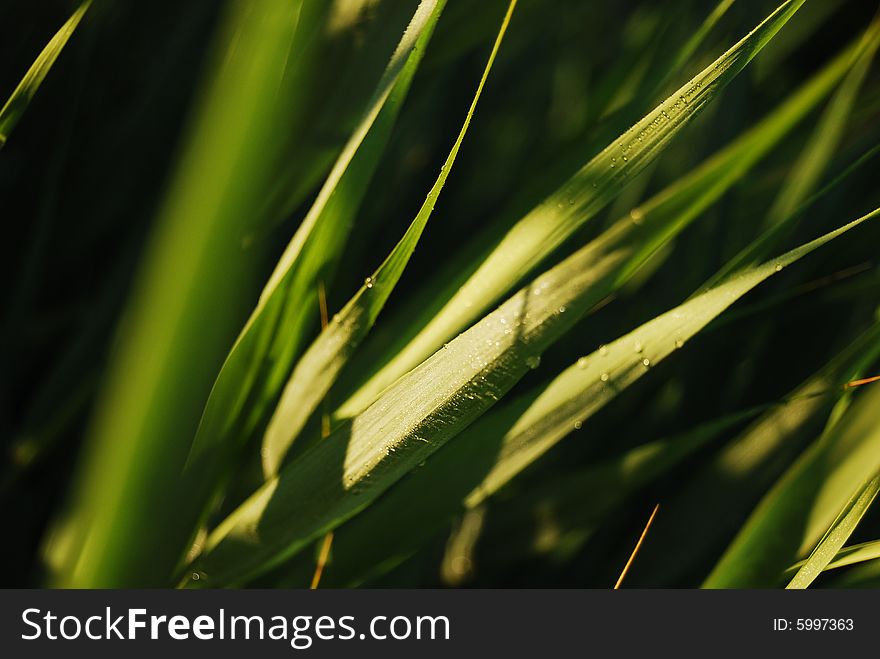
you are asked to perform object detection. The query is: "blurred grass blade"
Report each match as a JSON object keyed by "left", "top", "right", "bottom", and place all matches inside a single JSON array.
[
  {"left": 336, "top": 0, "right": 806, "bottom": 420},
  {"left": 703, "top": 17, "right": 880, "bottom": 287},
  {"left": 186, "top": 205, "right": 871, "bottom": 587},
  {"left": 650, "top": 0, "right": 735, "bottom": 97},
  {"left": 42, "top": 0, "right": 320, "bottom": 588},
  {"left": 261, "top": 0, "right": 518, "bottom": 476},
  {"left": 706, "top": 376, "right": 880, "bottom": 588},
  {"left": 0, "top": 0, "right": 90, "bottom": 147},
  {"left": 185, "top": 0, "right": 446, "bottom": 494},
  {"left": 787, "top": 475, "right": 880, "bottom": 589}
]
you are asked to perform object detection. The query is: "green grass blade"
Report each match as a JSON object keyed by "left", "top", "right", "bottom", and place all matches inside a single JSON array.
[
  {"left": 185, "top": 205, "right": 872, "bottom": 588},
  {"left": 184, "top": 0, "right": 446, "bottom": 497},
  {"left": 41, "top": 0, "right": 320, "bottom": 588},
  {"left": 336, "top": 0, "right": 806, "bottom": 420},
  {"left": 787, "top": 475, "right": 880, "bottom": 589},
  {"left": 787, "top": 539, "right": 880, "bottom": 577},
  {"left": 0, "top": 0, "right": 90, "bottom": 147},
  {"left": 261, "top": 0, "right": 518, "bottom": 476},
  {"left": 706, "top": 376, "right": 880, "bottom": 588},
  {"left": 463, "top": 215, "right": 879, "bottom": 506}
]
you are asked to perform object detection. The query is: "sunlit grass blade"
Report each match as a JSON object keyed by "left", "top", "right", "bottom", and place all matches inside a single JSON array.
[
  {"left": 0, "top": 0, "right": 90, "bottom": 147},
  {"left": 185, "top": 205, "right": 872, "bottom": 588},
  {"left": 41, "top": 0, "right": 321, "bottom": 588},
  {"left": 706, "top": 376, "right": 880, "bottom": 588},
  {"left": 463, "top": 217, "right": 879, "bottom": 507},
  {"left": 787, "top": 475, "right": 880, "bottom": 589},
  {"left": 787, "top": 539, "right": 880, "bottom": 578},
  {"left": 261, "top": 0, "right": 518, "bottom": 476},
  {"left": 335, "top": 0, "right": 806, "bottom": 420},
  {"left": 183, "top": 0, "right": 446, "bottom": 507}
]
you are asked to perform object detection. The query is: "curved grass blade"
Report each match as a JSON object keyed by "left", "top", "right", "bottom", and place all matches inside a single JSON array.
[
  {"left": 184, "top": 205, "right": 873, "bottom": 588},
  {"left": 706, "top": 377, "right": 880, "bottom": 588},
  {"left": 335, "top": 0, "right": 806, "bottom": 420},
  {"left": 0, "top": 0, "right": 90, "bottom": 147},
  {"left": 261, "top": 0, "right": 518, "bottom": 476},
  {"left": 41, "top": 0, "right": 323, "bottom": 588},
  {"left": 787, "top": 475, "right": 880, "bottom": 589},
  {"left": 183, "top": 0, "right": 446, "bottom": 500}
]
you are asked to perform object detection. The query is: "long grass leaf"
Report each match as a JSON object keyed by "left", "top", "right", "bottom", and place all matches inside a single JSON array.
[
  {"left": 787, "top": 475, "right": 880, "bottom": 589},
  {"left": 0, "top": 1, "right": 90, "bottom": 147},
  {"left": 261, "top": 0, "right": 518, "bottom": 476},
  {"left": 185, "top": 205, "right": 872, "bottom": 587},
  {"left": 42, "top": 0, "right": 320, "bottom": 588},
  {"left": 336, "top": 0, "right": 806, "bottom": 420}
]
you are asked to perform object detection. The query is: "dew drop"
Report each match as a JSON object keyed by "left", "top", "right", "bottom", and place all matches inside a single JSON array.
[
  {"left": 674, "top": 338, "right": 684, "bottom": 349},
  {"left": 577, "top": 356, "right": 588, "bottom": 369},
  {"left": 629, "top": 208, "right": 644, "bottom": 224},
  {"left": 568, "top": 199, "right": 575, "bottom": 206},
  {"left": 622, "top": 156, "right": 628, "bottom": 162},
  {"left": 574, "top": 420, "right": 583, "bottom": 430},
  {"left": 642, "top": 358, "right": 651, "bottom": 368},
  {"left": 192, "top": 572, "right": 201, "bottom": 581},
  {"left": 600, "top": 372, "right": 610, "bottom": 382},
  {"left": 599, "top": 344, "right": 608, "bottom": 356},
  {"left": 558, "top": 305, "right": 567, "bottom": 314},
  {"left": 364, "top": 276, "right": 374, "bottom": 289},
  {"left": 634, "top": 341, "right": 643, "bottom": 353},
  {"left": 774, "top": 263, "right": 783, "bottom": 272},
  {"left": 526, "top": 355, "right": 541, "bottom": 370}
]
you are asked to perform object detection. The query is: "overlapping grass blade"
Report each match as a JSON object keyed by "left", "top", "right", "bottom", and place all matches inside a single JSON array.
[
  {"left": 335, "top": 0, "right": 806, "bottom": 420},
  {"left": 261, "top": 0, "right": 518, "bottom": 476},
  {"left": 184, "top": 0, "right": 446, "bottom": 497},
  {"left": 706, "top": 378, "right": 880, "bottom": 588},
  {"left": 0, "top": 1, "right": 90, "bottom": 147},
  {"left": 787, "top": 475, "right": 880, "bottom": 589},
  {"left": 42, "top": 0, "right": 321, "bottom": 588},
  {"left": 185, "top": 204, "right": 872, "bottom": 587}
]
